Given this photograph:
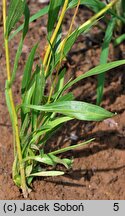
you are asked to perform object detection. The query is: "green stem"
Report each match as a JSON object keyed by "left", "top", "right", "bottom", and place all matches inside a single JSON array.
[{"left": 2, "top": 0, "right": 28, "bottom": 198}]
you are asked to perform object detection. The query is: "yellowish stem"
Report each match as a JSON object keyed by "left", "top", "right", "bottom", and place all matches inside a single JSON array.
[
  {"left": 47, "top": 0, "right": 80, "bottom": 103},
  {"left": 58, "top": 0, "right": 118, "bottom": 53},
  {"left": 59, "top": 0, "right": 80, "bottom": 63},
  {"left": 2, "top": 0, "right": 28, "bottom": 198},
  {"left": 3, "top": 0, "right": 11, "bottom": 81},
  {"left": 43, "top": 0, "right": 69, "bottom": 76},
  {"left": 79, "top": 0, "right": 118, "bottom": 30}
]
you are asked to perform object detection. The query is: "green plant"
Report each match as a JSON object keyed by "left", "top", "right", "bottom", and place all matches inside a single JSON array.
[
  {"left": 2, "top": 0, "right": 125, "bottom": 198},
  {"left": 97, "top": 0, "right": 125, "bottom": 105}
]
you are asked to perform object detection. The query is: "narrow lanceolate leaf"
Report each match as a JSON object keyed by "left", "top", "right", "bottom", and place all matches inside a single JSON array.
[
  {"left": 68, "top": 0, "right": 105, "bottom": 12},
  {"left": 114, "top": 33, "right": 125, "bottom": 46},
  {"left": 23, "top": 154, "right": 56, "bottom": 166},
  {"left": 30, "top": 116, "right": 73, "bottom": 144},
  {"left": 20, "top": 114, "right": 30, "bottom": 140},
  {"left": 60, "top": 60, "right": 125, "bottom": 94},
  {"left": 55, "top": 68, "right": 66, "bottom": 94},
  {"left": 9, "top": 4, "right": 30, "bottom": 87},
  {"left": 25, "top": 165, "right": 33, "bottom": 177},
  {"left": 30, "top": 117, "right": 72, "bottom": 144},
  {"left": 6, "top": 0, "right": 26, "bottom": 37},
  {"left": 97, "top": 17, "right": 116, "bottom": 105},
  {"left": 22, "top": 82, "right": 36, "bottom": 114},
  {"left": 23, "top": 4, "right": 30, "bottom": 39},
  {"left": 32, "top": 66, "right": 45, "bottom": 106},
  {"left": 10, "top": 39, "right": 23, "bottom": 87},
  {"left": 100, "top": 18, "right": 116, "bottom": 65},
  {"left": 9, "top": 5, "right": 49, "bottom": 41},
  {"left": 55, "top": 18, "right": 98, "bottom": 66},
  {"left": 47, "top": 0, "right": 63, "bottom": 39},
  {"left": 24, "top": 101, "right": 114, "bottom": 121},
  {"left": 23, "top": 154, "right": 72, "bottom": 169},
  {"left": 21, "top": 44, "right": 38, "bottom": 93},
  {"left": 32, "top": 66, "right": 45, "bottom": 130},
  {"left": 5, "top": 81, "right": 14, "bottom": 128},
  {"left": 122, "top": 0, "right": 125, "bottom": 17},
  {"left": 50, "top": 138, "right": 95, "bottom": 155},
  {"left": 28, "top": 171, "right": 64, "bottom": 177}
]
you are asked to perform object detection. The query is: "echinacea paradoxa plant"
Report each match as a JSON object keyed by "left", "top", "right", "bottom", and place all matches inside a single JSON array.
[{"left": 2, "top": 0, "right": 125, "bottom": 197}]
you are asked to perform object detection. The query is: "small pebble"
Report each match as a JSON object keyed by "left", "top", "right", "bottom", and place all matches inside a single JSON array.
[
  {"left": 104, "top": 118, "right": 118, "bottom": 128},
  {"left": 70, "top": 133, "right": 78, "bottom": 141}
]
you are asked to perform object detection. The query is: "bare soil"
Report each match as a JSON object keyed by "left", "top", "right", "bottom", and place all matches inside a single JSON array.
[{"left": 0, "top": 1, "right": 125, "bottom": 200}]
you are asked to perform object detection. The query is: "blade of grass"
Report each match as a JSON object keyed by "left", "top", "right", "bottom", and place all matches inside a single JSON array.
[
  {"left": 9, "top": 5, "right": 49, "bottom": 41},
  {"left": 56, "top": 60, "right": 125, "bottom": 96},
  {"left": 47, "top": 0, "right": 80, "bottom": 101},
  {"left": 20, "top": 113, "right": 30, "bottom": 141},
  {"left": 47, "top": 0, "right": 63, "bottom": 39},
  {"left": 5, "top": 82, "right": 14, "bottom": 129},
  {"left": 32, "top": 66, "right": 45, "bottom": 130},
  {"left": 29, "top": 116, "right": 73, "bottom": 145},
  {"left": 23, "top": 154, "right": 72, "bottom": 169},
  {"left": 22, "top": 81, "right": 36, "bottom": 114},
  {"left": 6, "top": 0, "right": 26, "bottom": 37},
  {"left": 28, "top": 171, "right": 64, "bottom": 177},
  {"left": 50, "top": 138, "right": 95, "bottom": 155},
  {"left": 122, "top": 0, "right": 125, "bottom": 17},
  {"left": 21, "top": 44, "right": 38, "bottom": 94},
  {"left": 114, "top": 33, "right": 125, "bottom": 46},
  {"left": 23, "top": 100, "right": 115, "bottom": 121},
  {"left": 43, "top": 0, "right": 69, "bottom": 72},
  {"left": 97, "top": 16, "right": 116, "bottom": 105},
  {"left": 68, "top": 0, "right": 105, "bottom": 12},
  {"left": 9, "top": 4, "right": 30, "bottom": 87}
]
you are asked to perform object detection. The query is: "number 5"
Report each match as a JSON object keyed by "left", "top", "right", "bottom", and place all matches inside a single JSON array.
[{"left": 113, "top": 203, "right": 119, "bottom": 211}]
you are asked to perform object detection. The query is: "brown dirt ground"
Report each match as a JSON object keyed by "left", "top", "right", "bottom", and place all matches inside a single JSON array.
[{"left": 0, "top": 2, "right": 125, "bottom": 200}]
